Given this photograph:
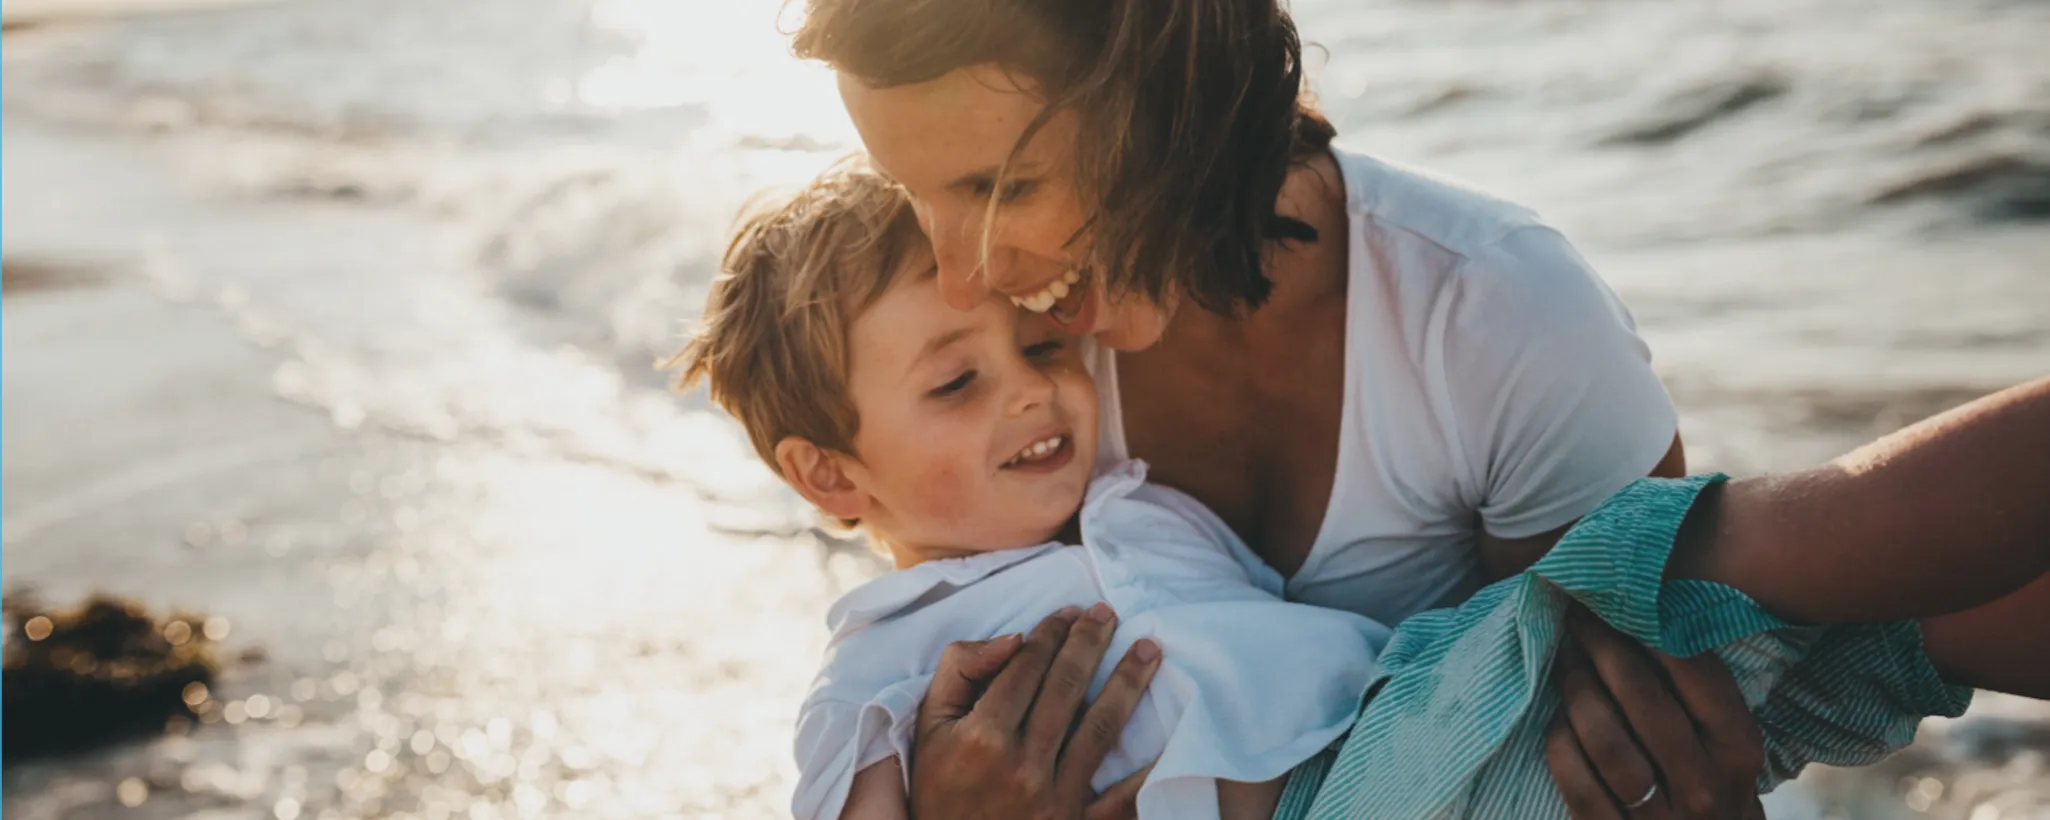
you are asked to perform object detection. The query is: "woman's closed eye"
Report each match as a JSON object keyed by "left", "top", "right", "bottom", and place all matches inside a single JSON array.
[
  {"left": 929, "top": 370, "right": 977, "bottom": 398},
  {"left": 970, "top": 177, "right": 1039, "bottom": 204}
]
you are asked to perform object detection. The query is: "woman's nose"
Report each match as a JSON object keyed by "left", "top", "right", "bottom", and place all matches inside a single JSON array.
[{"left": 924, "top": 206, "right": 1003, "bottom": 311}]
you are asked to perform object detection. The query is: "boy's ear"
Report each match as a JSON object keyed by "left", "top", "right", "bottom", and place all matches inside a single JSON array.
[{"left": 775, "top": 437, "right": 870, "bottom": 522}]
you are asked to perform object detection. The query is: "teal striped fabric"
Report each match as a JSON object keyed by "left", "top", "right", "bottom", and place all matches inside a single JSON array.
[
  {"left": 1275, "top": 474, "right": 1972, "bottom": 820},
  {"left": 1274, "top": 741, "right": 1337, "bottom": 819}
]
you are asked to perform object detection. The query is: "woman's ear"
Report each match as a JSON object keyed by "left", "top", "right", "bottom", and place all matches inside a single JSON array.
[{"left": 775, "top": 437, "right": 870, "bottom": 523}]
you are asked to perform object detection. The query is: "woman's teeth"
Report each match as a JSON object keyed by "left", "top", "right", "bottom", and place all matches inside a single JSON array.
[
  {"left": 1004, "top": 435, "right": 1065, "bottom": 467},
  {"left": 1011, "top": 269, "right": 1083, "bottom": 314}
]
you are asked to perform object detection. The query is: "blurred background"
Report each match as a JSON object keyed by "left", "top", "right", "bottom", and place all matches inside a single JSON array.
[{"left": 2, "top": 0, "right": 2046, "bottom": 817}]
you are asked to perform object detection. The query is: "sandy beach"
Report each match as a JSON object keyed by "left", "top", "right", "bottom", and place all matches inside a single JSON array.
[{"left": 4, "top": 0, "right": 2047, "bottom": 817}]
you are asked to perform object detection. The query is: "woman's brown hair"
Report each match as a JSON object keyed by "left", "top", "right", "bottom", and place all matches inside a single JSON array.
[{"left": 793, "top": 0, "right": 1336, "bottom": 314}]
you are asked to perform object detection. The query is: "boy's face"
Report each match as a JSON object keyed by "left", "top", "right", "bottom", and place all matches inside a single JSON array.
[{"left": 839, "top": 247, "right": 1099, "bottom": 555}]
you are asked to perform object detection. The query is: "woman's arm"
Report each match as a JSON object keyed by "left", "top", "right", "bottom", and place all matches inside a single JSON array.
[
  {"left": 906, "top": 606, "right": 1161, "bottom": 820},
  {"left": 1663, "top": 376, "right": 2050, "bottom": 698},
  {"left": 1667, "top": 376, "right": 2050, "bottom": 622}
]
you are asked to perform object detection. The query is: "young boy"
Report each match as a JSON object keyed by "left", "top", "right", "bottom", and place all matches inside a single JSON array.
[
  {"left": 675, "top": 161, "right": 1382, "bottom": 820},
  {"left": 674, "top": 161, "right": 2050, "bottom": 820}
]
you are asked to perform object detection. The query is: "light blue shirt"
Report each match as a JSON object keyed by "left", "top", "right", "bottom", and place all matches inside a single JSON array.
[{"left": 793, "top": 461, "right": 1391, "bottom": 820}]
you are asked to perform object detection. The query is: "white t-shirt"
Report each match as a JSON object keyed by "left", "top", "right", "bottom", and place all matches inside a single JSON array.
[
  {"left": 792, "top": 462, "right": 1390, "bottom": 820},
  {"left": 1089, "top": 148, "right": 1678, "bottom": 626}
]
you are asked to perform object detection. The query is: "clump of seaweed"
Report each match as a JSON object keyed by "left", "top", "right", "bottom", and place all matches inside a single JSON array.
[{"left": 3, "top": 590, "right": 220, "bottom": 764}]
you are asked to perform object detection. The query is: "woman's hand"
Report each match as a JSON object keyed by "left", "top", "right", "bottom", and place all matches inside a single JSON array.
[
  {"left": 910, "top": 604, "right": 1163, "bottom": 820},
  {"left": 1544, "top": 606, "right": 1767, "bottom": 819}
]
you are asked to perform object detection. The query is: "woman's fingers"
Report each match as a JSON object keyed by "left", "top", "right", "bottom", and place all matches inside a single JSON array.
[
  {"left": 1654, "top": 650, "right": 1765, "bottom": 782},
  {"left": 909, "top": 604, "right": 1157, "bottom": 816},
  {"left": 975, "top": 607, "right": 1083, "bottom": 732},
  {"left": 1565, "top": 612, "right": 1734, "bottom": 817},
  {"left": 1056, "top": 638, "right": 1162, "bottom": 796},
  {"left": 1083, "top": 763, "right": 1152, "bottom": 820},
  {"left": 1652, "top": 649, "right": 1767, "bottom": 816},
  {"left": 1024, "top": 602, "right": 1120, "bottom": 760},
  {"left": 1553, "top": 636, "right": 1663, "bottom": 811},
  {"left": 918, "top": 633, "right": 1024, "bottom": 736},
  {"left": 1544, "top": 713, "right": 1626, "bottom": 820}
]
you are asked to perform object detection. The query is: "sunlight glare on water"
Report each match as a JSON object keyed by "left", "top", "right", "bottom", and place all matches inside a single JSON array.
[{"left": 573, "top": 0, "right": 853, "bottom": 146}]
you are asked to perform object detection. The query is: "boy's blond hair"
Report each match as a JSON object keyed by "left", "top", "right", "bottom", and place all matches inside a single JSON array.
[{"left": 670, "top": 157, "right": 926, "bottom": 479}]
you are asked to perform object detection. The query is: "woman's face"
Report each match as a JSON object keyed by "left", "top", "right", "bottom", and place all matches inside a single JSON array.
[{"left": 838, "top": 64, "right": 1173, "bottom": 351}]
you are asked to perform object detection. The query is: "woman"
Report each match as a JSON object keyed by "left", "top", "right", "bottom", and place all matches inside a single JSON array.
[{"left": 792, "top": 1, "right": 1780, "bottom": 816}]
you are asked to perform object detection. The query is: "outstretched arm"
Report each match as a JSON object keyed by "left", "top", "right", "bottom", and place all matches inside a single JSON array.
[
  {"left": 1667, "top": 375, "right": 2050, "bottom": 623},
  {"left": 1665, "top": 376, "right": 2050, "bottom": 696}
]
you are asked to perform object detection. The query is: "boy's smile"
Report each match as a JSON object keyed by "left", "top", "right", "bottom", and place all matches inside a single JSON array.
[{"left": 833, "top": 247, "right": 1098, "bottom": 564}]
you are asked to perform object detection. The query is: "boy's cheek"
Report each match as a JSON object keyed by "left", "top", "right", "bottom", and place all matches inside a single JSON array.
[
  {"left": 900, "top": 459, "right": 989, "bottom": 532},
  {"left": 1050, "top": 362, "right": 1097, "bottom": 405},
  {"left": 1055, "top": 371, "right": 1099, "bottom": 443}
]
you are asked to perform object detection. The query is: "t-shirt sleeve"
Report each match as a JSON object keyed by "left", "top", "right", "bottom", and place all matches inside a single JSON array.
[{"left": 1440, "top": 226, "right": 1679, "bottom": 540}]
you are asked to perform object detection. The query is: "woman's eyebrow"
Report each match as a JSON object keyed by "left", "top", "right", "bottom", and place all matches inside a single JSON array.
[{"left": 945, "top": 163, "right": 1040, "bottom": 193}]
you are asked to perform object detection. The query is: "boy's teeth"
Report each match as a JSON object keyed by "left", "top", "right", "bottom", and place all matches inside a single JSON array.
[{"left": 1007, "top": 435, "right": 1065, "bottom": 466}]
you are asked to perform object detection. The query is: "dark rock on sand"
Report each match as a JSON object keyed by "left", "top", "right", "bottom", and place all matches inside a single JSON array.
[
  {"left": 2, "top": 591, "right": 220, "bottom": 765},
  {"left": 1, "top": 258, "right": 106, "bottom": 295}
]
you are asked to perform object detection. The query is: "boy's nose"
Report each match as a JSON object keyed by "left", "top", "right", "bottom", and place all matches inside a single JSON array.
[{"left": 1011, "top": 370, "right": 1058, "bottom": 418}]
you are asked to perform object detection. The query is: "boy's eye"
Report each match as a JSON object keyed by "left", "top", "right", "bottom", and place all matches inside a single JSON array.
[
  {"left": 930, "top": 370, "right": 976, "bottom": 398},
  {"left": 1023, "top": 340, "right": 1064, "bottom": 361}
]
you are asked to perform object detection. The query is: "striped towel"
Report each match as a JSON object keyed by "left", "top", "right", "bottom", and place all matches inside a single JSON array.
[{"left": 1274, "top": 474, "right": 1972, "bottom": 820}]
